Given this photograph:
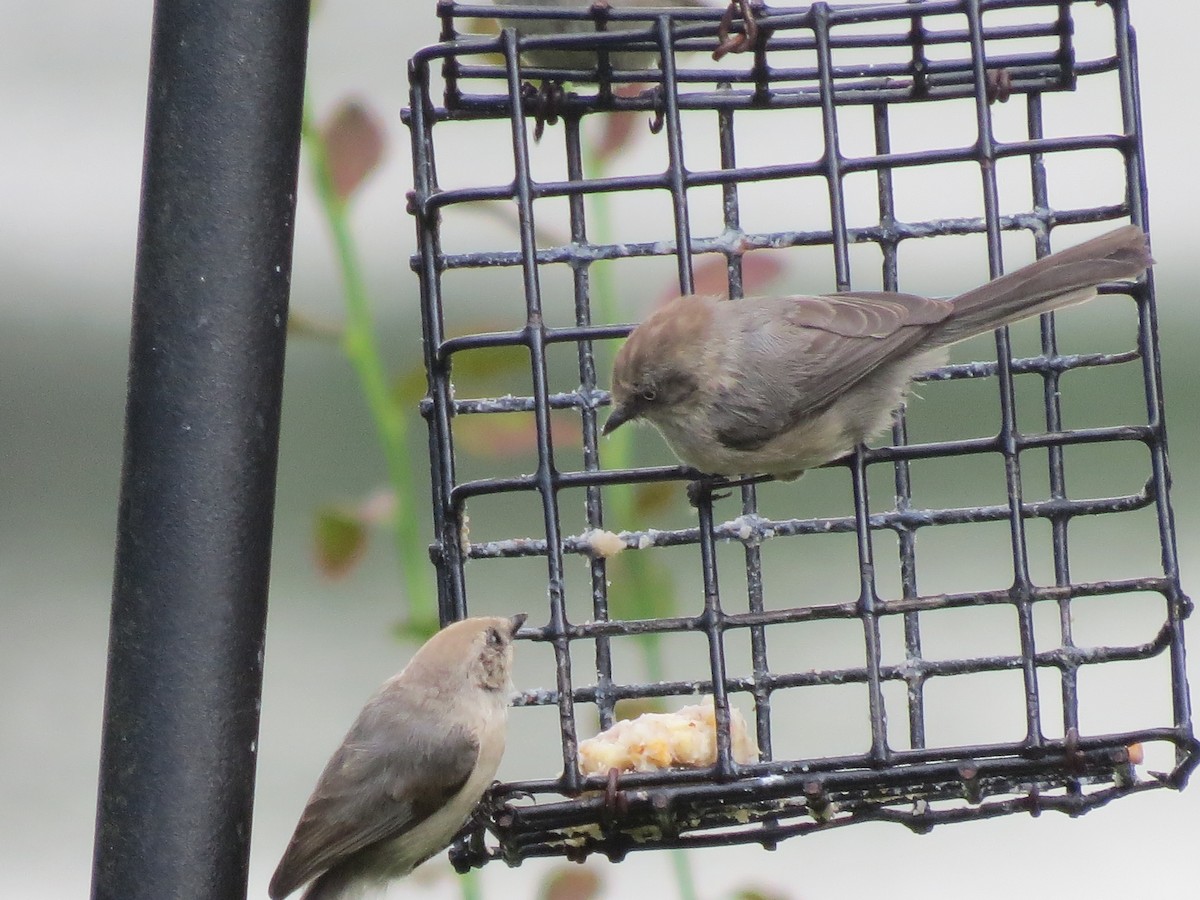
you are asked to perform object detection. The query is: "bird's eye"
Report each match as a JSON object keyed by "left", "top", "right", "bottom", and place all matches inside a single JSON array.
[
  {"left": 486, "top": 628, "right": 502, "bottom": 647},
  {"left": 639, "top": 386, "right": 658, "bottom": 402}
]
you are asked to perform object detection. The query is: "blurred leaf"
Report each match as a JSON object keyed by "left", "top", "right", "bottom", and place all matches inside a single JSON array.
[
  {"left": 539, "top": 866, "right": 603, "bottom": 900},
  {"left": 399, "top": 339, "right": 531, "bottom": 415},
  {"left": 614, "top": 696, "right": 666, "bottom": 721},
  {"left": 448, "top": 341, "right": 530, "bottom": 388},
  {"left": 392, "top": 614, "right": 441, "bottom": 645},
  {"left": 593, "top": 83, "right": 650, "bottom": 165},
  {"left": 462, "top": 199, "right": 572, "bottom": 248},
  {"left": 313, "top": 489, "right": 396, "bottom": 579},
  {"left": 632, "top": 481, "right": 679, "bottom": 518},
  {"left": 393, "top": 363, "right": 429, "bottom": 414},
  {"left": 740, "top": 251, "right": 788, "bottom": 296},
  {"left": 732, "top": 888, "right": 792, "bottom": 900},
  {"left": 607, "top": 550, "right": 676, "bottom": 622},
  {"left": 314, "top": 506, "right": 368, "bottom": 578},
  {"left": 594, "top": 110, "right": 638, "bottom": 164},
  {"left": 456, "top": 410, "right": 582, "bottom": 459},
  {"left": 288, "top": 309, "right": 344, "bottom": 342},
  {"left": 321, "top": 99, "right": 387, "bottom": 202},
  {"left": 593, "top": 113, "right": 638, "bottom": 165},
  {"left": 356, "top": 487, "right": 398, "bottom": 526},
  {"left": 662, "top": 250, "right": 788, "bottom": 305}
]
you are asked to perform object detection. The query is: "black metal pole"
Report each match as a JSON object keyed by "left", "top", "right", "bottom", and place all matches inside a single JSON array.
[{"left": 91, "top": 3, "right": 310, "bottom": 899}]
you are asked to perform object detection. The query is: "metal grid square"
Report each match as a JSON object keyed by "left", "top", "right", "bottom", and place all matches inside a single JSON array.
[{"left": 403, "top": 0, "right": 1195, "bottom": 867}]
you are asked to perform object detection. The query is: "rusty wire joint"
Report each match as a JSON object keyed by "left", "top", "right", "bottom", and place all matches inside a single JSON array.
[
  {"left": 602, "top": 766, "right": 631, "bottom": 821},
  {"left": 713, "top": 0, "right": 765, "bottom": 61}
]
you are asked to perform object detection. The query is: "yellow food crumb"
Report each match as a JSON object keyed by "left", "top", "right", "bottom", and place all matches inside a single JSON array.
[{"left": 578, "top": 696, "right": 758, "bottom": 776}]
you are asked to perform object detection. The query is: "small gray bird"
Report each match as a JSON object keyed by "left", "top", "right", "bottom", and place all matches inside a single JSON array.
[
  {"left": 603, "top": 226, "right": 1152, "bottom": 478},
  {"left": 269, "top": 614, "right": 526, "bottom": 900},
  {"left": 493, "top": 0, "right": 712, "bottom": 71}
]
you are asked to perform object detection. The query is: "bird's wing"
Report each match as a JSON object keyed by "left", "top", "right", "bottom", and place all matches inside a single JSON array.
[
  {"left": 269, "top": 703, "right": 480, "bottom": 899},
  {"left": 711, "top": 291, "right": 951, "bottom": 452}
]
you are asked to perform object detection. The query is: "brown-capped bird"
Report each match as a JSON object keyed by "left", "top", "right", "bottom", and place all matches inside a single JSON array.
[
  {"left": 604, "top": 226, "right": 1152, "bottom": 479},
  {"left": 269, "top": 615, "right": 526, "bottom": 900}
]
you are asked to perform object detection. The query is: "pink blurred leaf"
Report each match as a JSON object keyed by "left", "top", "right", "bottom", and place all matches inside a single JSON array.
[
  {"left": 321, "top": 99, "right": 387, "bottom": 202},
  {"left": 739, "top": 250, "right": 788, "bottom": 295},
  {"left": 539, "top": 867, "right": 603, "bottom": 900},
  {"left": 659, "top": 250, "right": 788, "bottom": 305},
  {"left": 593, "top": 83, "right": 650, "bottom": 164},
  {"left": 356, "top": 487, "right": 397, "bottom": 526},
  {"left": 455, "top": 411, "right": 582, "bottom": 459},
  {"left": 594, "top": 113, "right": 638, "bottom": 165}
]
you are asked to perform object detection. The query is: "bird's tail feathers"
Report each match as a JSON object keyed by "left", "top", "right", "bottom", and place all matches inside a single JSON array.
[{"left": 937, "top": 224, "right": 1151, "bottom": 345}]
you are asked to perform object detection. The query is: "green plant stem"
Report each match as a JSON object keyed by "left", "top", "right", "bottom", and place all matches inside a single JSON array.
[
  {"left": 670, "top": 844, "right": 700, "bottom": 900},
  {"left": 460, "top": 868, "right": 482, "bottom": 900},
  {"left": 583, "top": 143, "right": 693, "bottom": 898},
  {"left": 301, "top": 103, "right": 436, "bottom": 626},
  {"left": 583, "top": 145, "right": 665, "bottom": 672}
]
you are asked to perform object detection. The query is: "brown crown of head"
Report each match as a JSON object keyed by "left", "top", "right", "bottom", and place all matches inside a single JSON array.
[{"left": 605, "top": 295, "right": 714, "bottom": 434}]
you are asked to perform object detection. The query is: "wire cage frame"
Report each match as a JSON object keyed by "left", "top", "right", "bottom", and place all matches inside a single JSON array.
[{"left": 402, "top": 0, "right": 1195, "bottom": 868}]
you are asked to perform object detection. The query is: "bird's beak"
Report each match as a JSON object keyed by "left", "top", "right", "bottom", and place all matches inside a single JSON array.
[
  {"left": 508, "top": 613, "right": 528, "bottom": 636},
  {"left": 602, "top": 403, "right": 633, "bottom": 436}
]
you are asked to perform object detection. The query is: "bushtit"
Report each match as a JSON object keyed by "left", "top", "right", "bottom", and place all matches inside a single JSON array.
[
  {"left": 269, "top": 614, "right": 526, "bottom": 900},
  {"left": 492, "top": 0, "right": 712, "bottom": 71},
  {"left": 603, "top": 225, "right": 1152, "bottom": 479}
]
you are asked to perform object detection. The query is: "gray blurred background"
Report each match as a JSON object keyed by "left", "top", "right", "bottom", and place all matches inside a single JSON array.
[{"left": 2, "top": 2, "right": 1197, "bottom": 899}]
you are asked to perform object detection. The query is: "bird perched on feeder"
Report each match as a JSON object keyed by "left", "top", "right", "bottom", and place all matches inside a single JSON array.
[
  {"left": 269, "top": 614, "right": 526, "bottom": 900},
  {"left": 603, "top": 226, "right": 1152, "bottom": 480}
]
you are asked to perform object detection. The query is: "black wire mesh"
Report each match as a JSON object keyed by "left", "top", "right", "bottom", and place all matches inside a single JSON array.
[{"left": 403, "top": 0, "right": 1195, "bottom": 867}]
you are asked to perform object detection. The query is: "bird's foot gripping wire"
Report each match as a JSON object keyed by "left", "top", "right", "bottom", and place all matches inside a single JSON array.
[{"left": 522, "top": 79, "right": 568, "bottom": 142}]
